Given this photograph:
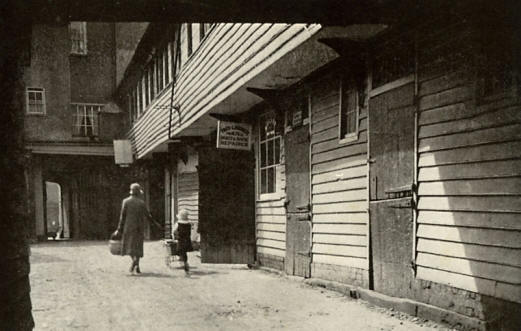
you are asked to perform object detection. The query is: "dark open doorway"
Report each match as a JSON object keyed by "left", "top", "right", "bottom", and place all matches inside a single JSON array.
[{"left": 45, "top": 181, "right": 70, "bottom": 240}]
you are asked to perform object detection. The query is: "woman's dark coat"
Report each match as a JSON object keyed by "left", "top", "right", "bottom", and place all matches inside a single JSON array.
[{"left": 117, "top": 196, "right": 151, "bottom": 257}]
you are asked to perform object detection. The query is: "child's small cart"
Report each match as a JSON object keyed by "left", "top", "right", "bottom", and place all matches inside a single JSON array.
[{"left": 164, "top": 239, "right": 179, "bottom": 267}]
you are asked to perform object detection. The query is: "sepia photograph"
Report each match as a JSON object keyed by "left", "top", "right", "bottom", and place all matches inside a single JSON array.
[{"left": 0, "top": 0, "right": 520, "bottom": 330}]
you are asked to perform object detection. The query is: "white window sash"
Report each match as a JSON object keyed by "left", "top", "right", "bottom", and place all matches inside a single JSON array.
[{"left": 26, "top": 88, "right": 45, "bottom": 114}]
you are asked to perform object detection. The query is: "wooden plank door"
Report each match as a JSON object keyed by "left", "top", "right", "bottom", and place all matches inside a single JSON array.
[
  {"left": 198, "top": 146, "right": 255, "bottom": 264},
  {"left": 284, "top": 124, "right": 311, "bottom": 277},
  {"left": 369, "top": 81, "right": 416, "bottom": 298}
]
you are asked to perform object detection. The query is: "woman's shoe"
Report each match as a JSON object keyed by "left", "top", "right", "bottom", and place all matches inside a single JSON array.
[{"left": 135, "top": 266, "right": 141, "bottom": 274}]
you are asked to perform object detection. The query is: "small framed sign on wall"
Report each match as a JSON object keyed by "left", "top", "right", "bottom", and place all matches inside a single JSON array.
[{"left": 216, "top": 120, "right": 252, "bottom": 150}]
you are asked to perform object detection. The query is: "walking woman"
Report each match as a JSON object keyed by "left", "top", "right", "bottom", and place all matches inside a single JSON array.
[
  {"left": 172, "top": 209, "right": 193, "bottom": 274},
  {"left": 116, "top": 183, "right": 152, "bottom": 274}
]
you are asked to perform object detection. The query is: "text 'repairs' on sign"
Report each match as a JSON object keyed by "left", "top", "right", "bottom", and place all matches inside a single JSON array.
[{"left": 216, "top": 121, "right": 252, "bottom": 151}]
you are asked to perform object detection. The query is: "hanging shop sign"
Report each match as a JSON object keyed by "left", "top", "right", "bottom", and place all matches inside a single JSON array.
[
  {"left": 113, "top": 140, "right": 133, "bottom": 167},
  {"left": 216, "top": 120, "right": 252, "bottom": 150}
]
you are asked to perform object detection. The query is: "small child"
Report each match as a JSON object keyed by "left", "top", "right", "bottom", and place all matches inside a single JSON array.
[{"left": 172, "top": 209, "right": 193, "bottom": 274}]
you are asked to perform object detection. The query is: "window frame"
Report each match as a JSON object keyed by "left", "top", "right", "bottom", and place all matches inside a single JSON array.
[
  {"left": 258, "top": 111, "right": 283, "bottom": 200},
  {"left": 338, "top": 77, "right": 360, "bottom": 144},
  {"left": 71, "top": 103, "right": 102, "bottom": 138},
  {"left": 148, "top": 62, "right": 155, "bottom": 102},
  {"left": 69, "top": 22, "right": 88, "bottom": 55},
  {"left": 200, "top": 23, "right": 206, "bottom": 41},
  {"left": 186, "top": 24, "right": 193, "bottom": 57},
  {"left": 26, "top": 87, "right": 46, "bottom": 115}
]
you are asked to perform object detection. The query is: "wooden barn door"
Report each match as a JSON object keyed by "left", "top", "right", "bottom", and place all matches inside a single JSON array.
[
  {"left": 284, "top": 122, "right": 311, "bottom": 277},
  {"left": 369, "top": 77, "right": 416, "bottom": 297},
  {"left": 198, "top": 146, "right": 255, "bottom": 264}
]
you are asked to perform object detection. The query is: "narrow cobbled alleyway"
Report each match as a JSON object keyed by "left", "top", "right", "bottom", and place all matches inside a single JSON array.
[{"left": 30, "top": 241, "right": 449, "bottom": 331}]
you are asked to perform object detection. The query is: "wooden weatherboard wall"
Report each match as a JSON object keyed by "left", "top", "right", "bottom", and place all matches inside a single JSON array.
[
  {"left": 415, "top": 19, "right": 521, "bottom": 304},
  {"left": 309, "top": 74, "right": 370, "bottom": 286},
  {"left": 129, "top": 23, "right": 321, "bottom": 159},
  {"left": 177, "top": 171, "right": 199, "bottom": 242}
]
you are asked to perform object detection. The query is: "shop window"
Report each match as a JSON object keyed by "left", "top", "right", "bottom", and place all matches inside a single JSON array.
[
  {"left": 259, "top": 112, "right": 283, "bottom": 196},
  {"left": 72, "top": 104, "right": 101, "bottom": 138},
  {"left": 69, "top": 22, "right": 87, "bottom": 55},
  {"left": 26, "top": 87, "right": 46, "bottom": 115},
  {"left": 339, "top": 78, "right": 359, "bottom": 142}
]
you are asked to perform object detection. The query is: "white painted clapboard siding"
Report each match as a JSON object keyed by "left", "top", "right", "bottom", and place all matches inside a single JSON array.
[
  {"left": 129, "top": 23, "right": 321, "bottom": 159},
  {"left": 177, "top": 171, "right": 199, "bottom": 241},
  {"left": 416, "top": 20, "right": 521, "bottom": 303},
  {"left": 310, "top": 77, "right": 369, "bottom": 271}
]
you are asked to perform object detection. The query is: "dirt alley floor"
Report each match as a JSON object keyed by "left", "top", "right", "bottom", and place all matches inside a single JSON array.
[{"left": 29, "top": 241, "right": 452, "bottom": 331}]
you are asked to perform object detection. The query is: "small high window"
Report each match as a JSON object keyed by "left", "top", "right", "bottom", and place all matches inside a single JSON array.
[
  {"left": 69, "top": 22, "right": 87, "bottom": 55},
  {"left": 72, "top": 104, "right": 101, "bottom": 138},
  {"left": 26, "top": 87, "right": 46, "bottom": 115},
  {"left": 339, "top": 77, "right": 359, "bottom": 141}
]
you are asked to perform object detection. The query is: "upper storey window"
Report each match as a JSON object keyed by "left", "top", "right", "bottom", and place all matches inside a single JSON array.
[
  {"left": 339, "top": 77, "right": 359, "bottom": 141},
  {"left": 70, "top": 22, "right": 87, "bottom": 55},
  {"left": 26, "top": 87, "right": 46, "bottom": 115},
  {"left": 72, "top": 104, "right": 101, "bottom": 138},
  {"left": 186, "top": 24, "right": 193, "bottom": 57}
]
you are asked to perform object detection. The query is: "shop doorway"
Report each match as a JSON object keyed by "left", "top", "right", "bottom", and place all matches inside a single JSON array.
[
  {"left": 284, "top": 102, "right": 312, "bottom": 277},
  {"left": 198, "top": 145, "right": 256, "bottom": 264}
]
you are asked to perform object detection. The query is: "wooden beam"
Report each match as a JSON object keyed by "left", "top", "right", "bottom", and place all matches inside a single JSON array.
[
  {"left": 209, "top": 113, "right": 243, "bottom": 123},
  {"left": 317, "top": 38, "right": 369, "bottom": 60},
  {"left": 246, "top": 87, "right": 283, "bottom": 101},
  {"left": 23, "top": 0, "right": 406, "bottom": 24},
  {"left": 246, "top": 87, "right": 286, "bottom": 116}
]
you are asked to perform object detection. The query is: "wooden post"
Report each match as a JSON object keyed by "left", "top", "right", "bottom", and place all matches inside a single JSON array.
[{"left": 0, "top": 3, "right": 34, "bottom": 329}]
